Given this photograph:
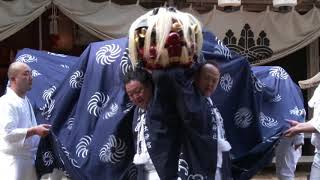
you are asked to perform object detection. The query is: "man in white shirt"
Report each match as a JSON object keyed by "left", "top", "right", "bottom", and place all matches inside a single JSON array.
[
  {"left": 285, "top": 84, "right": 320, "bottom": 179},
  {"left": 0, "top": 62, "right": 51, "bottom": 180},
  {"left": 194, "top": 60, "right": 232, "bottom": 180}
]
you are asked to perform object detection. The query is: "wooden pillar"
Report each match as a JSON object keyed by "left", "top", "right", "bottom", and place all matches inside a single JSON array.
[{"left": 306, "top": 38, "right": 320, "bottom": 120}]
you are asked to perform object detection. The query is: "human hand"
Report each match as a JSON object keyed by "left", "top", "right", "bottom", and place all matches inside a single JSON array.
[
  {"left": 33, "top": 124, "right": 51, "bottom": 137},
  {"left": 283, "top": 120, "right": 300, "bottom": 137}
]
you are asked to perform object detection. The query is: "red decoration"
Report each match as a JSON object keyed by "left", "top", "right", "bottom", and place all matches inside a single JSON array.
[{"left": 50, "top": 34, "right": 60, "bottom": 48}]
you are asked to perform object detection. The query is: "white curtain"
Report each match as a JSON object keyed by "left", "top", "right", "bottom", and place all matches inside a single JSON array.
[
  {"left": 201, "top": 6, "right": 320, "bottom": 65},
  {"left": 53, "top": 1, "right": 320, "bottom": 64},
  {"left": 1, "top": 0, "right": 320, "bottom": 64},
  {"left": 53, "top": 0, "right": 147, "bottom": 39},
  {"left": 0, "top": 0, "right": 51, "bottom": 41}
]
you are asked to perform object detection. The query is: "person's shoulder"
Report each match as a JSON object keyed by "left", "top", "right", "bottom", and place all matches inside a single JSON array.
[
  {"left": 0, "top": 93, "right": 19, "bottom": 108},
  {"left": 0, "top": 93, "right": 9, "bottom": 103}
]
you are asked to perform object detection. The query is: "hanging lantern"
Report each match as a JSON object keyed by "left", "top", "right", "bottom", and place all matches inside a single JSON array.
[
  {"left": 49, "top": 5, "right": 58, "bottom": 35},
  {"left": 218, "top": 0, "right": 241, "bottom": 7},
  {"left": 49, "top": 18, "right": 58, "bottom": 35},
  {"left": 273, "top": 0, "right": 297, "bottom": 7}
]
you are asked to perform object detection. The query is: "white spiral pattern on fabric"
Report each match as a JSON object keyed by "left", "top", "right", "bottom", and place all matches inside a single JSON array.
[
  {"left": 120, "top": 49, "right": 132, "bottom": 75},
  {"left": 76, "top": 135, "right": 93, "bottom": 158},
  {"left": 87, "top": 92, "right": 109, "bottom": 117},
  {"left": 41, "top": 86, "right": 56, "bottom": 120},
  {"left": 16, "top": 54, "right": 37, "bottom": 63},
  {"left": 214, "top": 37, "right": 232, "bottom": 59},
  {"left": 123, "top": 102, "right": 134, "bottom": 113},
  {"left": 48, "top": 52, "right": 67, "bottom": 57},
  {"left": 178, "top": 159, "right": 189, "bottom": 176},
  {"left": 69, "top": 70, "right": 84, "bottom": 88},
  {"left": 263, "top": 133, "right": 282, "bottom": 143},
  {"left": 62, "top": 146, "right": 80, "bottom": 168},
  {"left": 67, "top": 117, "right": 74, "bottom": 130},
  {"left": 96, "top": 44, "right": 121, "bottom": 65},
  {"left": 269, "top": 67, "right": 288, "bottom": 80},
  {"left": 234, "top": 107, "right": 253, "bottom": 128},
  {"left": 220, "top": 73, "right": 233, "bottom": 92},
  {"left": 42, "top": 86, "right": 56, "bottom": 101},
  {"left": 60, "top": 64, "right": 70, "bottom": 69},
  {"left": 260, "top": 112, "right": 278, "bottom": 128},
  {"left": 271, "top": 94, "right": 282, "bottom": 102},
  {"left": 187, "top": 174, "right": 204, "bottom": 180},
  {"left": 99, "top": 135, "right": 126, "bottom": 164},
  {"left": 58, "top": 154, "right": 65, "bottom": 165},
  {"left": 290, "top": 106, "right": 306, "bottom": 117},
  {"left": 104, "top": 103, "right": 119, "bottom": 119},
  {"left": 251, "top": 74, "right": 265, "bottom": 92},
  {"left": 31, "top": 70, "right": 41, "bottom": 77},
  {"left": 40, "top": 99, "right": 55, "bottom": 120},
  {"left": 43, "top": 151, "right": 54, "bottom": 167}
]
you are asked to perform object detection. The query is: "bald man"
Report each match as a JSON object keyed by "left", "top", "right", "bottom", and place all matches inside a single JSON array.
[
  {"left": 194, "top": 61, "right": 232, "bottom": 180},
  {"left": 0, "top": 62, "right": 51, "bottom": 180}
]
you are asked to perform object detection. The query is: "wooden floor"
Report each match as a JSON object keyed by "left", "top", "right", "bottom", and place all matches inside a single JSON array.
[
  {"left": 252, "top": 172, "right": 309, "bottom": 180},
  {"left": 251, "top": 161, "right": 311, "bottom": 180}
]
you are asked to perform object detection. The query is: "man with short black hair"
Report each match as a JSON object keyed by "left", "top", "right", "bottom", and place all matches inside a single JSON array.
[{"left": 124, "top": 68, "right": 158, "bottom": 180}]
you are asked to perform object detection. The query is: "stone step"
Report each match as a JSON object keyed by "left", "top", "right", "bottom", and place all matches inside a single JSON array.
[
  {"left": 253, "top": 161, "right": 311, "bottom": 179},
  {"left": 272, "top": 155, "right": 314, "bottom": 164}
]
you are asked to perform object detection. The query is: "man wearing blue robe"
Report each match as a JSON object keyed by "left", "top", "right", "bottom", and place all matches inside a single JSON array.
[{"left": 124, "top": 66, "right": 218, "bottom": 180}]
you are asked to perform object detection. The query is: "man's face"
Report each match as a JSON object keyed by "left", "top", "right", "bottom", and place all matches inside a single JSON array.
[
  {"left": 14, "top": 64, "right": 33, "bottom": 93},
  {"left": 125, "top": 80, "right": 152, "bottom": 109},
  {"left": 195, "top": 64, "right": 220, "bottom": 97}
]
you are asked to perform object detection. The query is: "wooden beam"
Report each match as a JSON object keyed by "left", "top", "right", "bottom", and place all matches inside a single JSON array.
[
  {"left": 186, "top": 0, "right": 272, "bottom": 4},
  {"left": 185, "top": 0, "right": 318, "bottom": 13}
]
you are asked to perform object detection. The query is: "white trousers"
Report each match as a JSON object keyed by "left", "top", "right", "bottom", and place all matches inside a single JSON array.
[
  {"left": 49, "top": 169, "right": 67, "bottom": 180},
  {"left": 275, "top": 138, "right": 302, "bottom": 180},
  {"left": 310, "top": 152, "right": 320, "bottom": 179},
  {"left": 0, "top": 153, "right": 37, "bottom": 180},
  {"left": 145, "top": 169, "right": 160, "bottom": 180},
  {"left": 215, "top": 167, "right": 222, "bottom": 180}
]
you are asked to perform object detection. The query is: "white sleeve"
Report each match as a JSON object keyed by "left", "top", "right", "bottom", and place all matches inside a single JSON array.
[
  {"left": 0, "top": 100, "right": 28, "bottom": 147},
  {"left": 307, "top": 102, "right": 320, "bottom": 133},
  {"left": 308, "top": 120, "right": 320, "bottom": 133}
]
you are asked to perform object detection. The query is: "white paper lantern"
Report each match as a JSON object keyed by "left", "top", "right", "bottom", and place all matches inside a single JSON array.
[
  {"left": 273, "top": 0, "right": 297, "bottom": 7},
  {"left": 218, "top": 0, "right": 241, "bottom": 7}
]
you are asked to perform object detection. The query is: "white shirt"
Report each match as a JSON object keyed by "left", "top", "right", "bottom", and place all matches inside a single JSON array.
[
  {"left": 307, "top": 85, "right": 320, "bottom": 149},
  {"left": 0, "top": 87, "right": 39, "bottom": 160},
  {"left": 207, "top": 97, "right": 232, "bottom": 168},
  {"left": 133, "top": 109, "right": 157, "bottom": 171},
  {"left": 309, "top": 102, "right": 320, "bottom": 149}
]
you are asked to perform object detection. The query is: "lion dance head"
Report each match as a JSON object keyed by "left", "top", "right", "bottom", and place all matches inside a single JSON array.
[{"left": 128, "top": 7, "right": 203, "bottom": 69}]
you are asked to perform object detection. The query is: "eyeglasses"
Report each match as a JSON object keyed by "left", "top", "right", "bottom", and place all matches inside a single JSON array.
[{"left": 127, "top": 87, "right": 145, "bottom": 99}]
